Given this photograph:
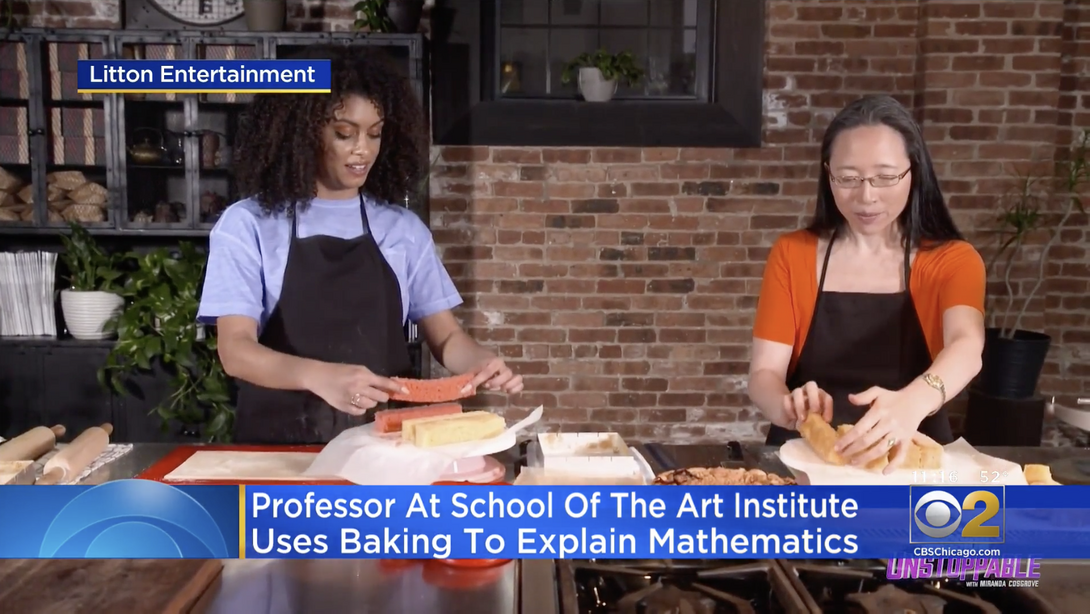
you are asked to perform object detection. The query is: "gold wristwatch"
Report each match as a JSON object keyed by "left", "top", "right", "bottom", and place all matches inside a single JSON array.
[{"left": 920, "top": 373, "right": 946, "bottom": 415}]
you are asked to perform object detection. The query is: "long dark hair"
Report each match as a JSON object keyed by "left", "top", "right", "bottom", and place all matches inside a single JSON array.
[
  {"left": 806, "top": 94, "right": 964, "bottom": 249},
  {"left": 233, "top": 44, "right": 427, "bottom": 216}
]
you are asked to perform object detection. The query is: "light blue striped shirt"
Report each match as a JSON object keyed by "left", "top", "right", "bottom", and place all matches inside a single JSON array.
[{"left": 196, "top": 195, "right": 463, "bottom": 335}]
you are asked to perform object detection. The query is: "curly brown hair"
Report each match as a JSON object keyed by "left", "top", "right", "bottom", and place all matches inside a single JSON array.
[{"left": 232, "top": 44, "right": 428, "bottom": 216}]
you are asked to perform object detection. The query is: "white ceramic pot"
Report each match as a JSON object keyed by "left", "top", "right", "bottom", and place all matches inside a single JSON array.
[
  {"left": 60, "top": 290, "right": 124, "bottom": 340},
  {"left": 578, "top": 67, "right": 618, "bottom": 102}
]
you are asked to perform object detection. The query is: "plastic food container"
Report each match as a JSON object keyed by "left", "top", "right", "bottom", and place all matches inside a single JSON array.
[{"left": 536, "top": 432, "right": 643, "bottom": 478}]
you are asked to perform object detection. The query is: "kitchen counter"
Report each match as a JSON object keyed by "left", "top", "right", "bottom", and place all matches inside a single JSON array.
[
  {"left": 77, "top": 443, "right": 530, "bottom": 614},
  {"left": 69, "top": 441, "right": 1090, "bottom": 614},
  {"left": 78, "top": 442, "right": 1090, "bottom": 486}
]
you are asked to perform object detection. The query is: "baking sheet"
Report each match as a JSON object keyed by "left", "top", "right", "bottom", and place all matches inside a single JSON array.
[
  {"left": 163, "top": 451, "right": 325, "bottom": 482},
  {"left": 777, "top": 437, "right": 1029, "bottom": 485}
]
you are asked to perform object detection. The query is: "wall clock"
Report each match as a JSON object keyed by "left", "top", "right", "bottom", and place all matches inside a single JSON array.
[
  {"left": 149, "top": 0, "right": 244, "bottom": 26},
  {"left": 125, "top": 0, "right": 248, "bottom": 30}
]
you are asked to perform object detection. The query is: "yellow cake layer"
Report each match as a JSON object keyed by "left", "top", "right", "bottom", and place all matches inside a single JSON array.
[
  {"left": 403, "top": 411, "right": 506, "bottom": 448},
  {"left": 401, "top": 410, "right": 499, "bottom": 441}
]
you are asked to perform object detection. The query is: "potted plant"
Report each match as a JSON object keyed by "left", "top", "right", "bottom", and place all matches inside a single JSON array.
[
  {"left": 354, "top": 0, "right": 394, "bottom": 32},
  {"left": 385, "top": 0, "right": 425, "bottom": 33},
  {"left": 561, "top": 49, "right": 644, "bottom": 102},
  {"left": 58, "top": 222, "right": 125, "bottom": 340},
  {"left": 242, "top": 0, "right": 286, "bottom": 32},
  {"left": 98, "top": 243, "right": 233, "bottom": 442},
  {"left": 977, "top": 129, "right": 1089, "bottom": 400}
]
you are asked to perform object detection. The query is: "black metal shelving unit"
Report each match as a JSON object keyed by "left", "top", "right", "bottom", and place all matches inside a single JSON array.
[
  {"left": 0, "top": 28, "right": 431, "bottom": 235},
  {"left": 0, "top": 29, "right": 432, "bottom": 442}
]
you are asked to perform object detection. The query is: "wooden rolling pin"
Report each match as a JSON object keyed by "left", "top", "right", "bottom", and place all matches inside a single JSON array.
[
  {"left": 0, "top": 425, "right": 65, "bottom": 462},
  {"left": 36, "top": 424, "right": 112, "bottom": 486}
]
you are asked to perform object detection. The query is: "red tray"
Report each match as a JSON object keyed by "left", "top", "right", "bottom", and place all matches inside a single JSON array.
[{"left": 136, "top": 444, "right": 354, "bottom": 486}]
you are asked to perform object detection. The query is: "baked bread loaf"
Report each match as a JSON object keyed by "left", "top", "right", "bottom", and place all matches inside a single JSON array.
[
  {"left": 799, "top": 413, "right": 846, "bottom": 465},
  {"left": 799, "top": 414, "right": 942, "bottom": 471},
  {"left": 401, "top": 411, "right": 505, "bottom": 448},
  {"left": 1024, "top": 463, "right": 1062, "bottom": 485},
  {"left": 901, "top": 432, "right": 943, "bottom": 470},
  {"left": 837, "top": 424, "right": 889, "bottom": 471}
]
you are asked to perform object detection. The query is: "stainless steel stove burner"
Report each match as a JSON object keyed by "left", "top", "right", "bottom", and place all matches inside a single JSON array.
[
  {"left": 556, "top": 559, "right": 809, "bottom": 614},
  {"left": 777, "top": 559, "right": 1056, "bottom": 614}
]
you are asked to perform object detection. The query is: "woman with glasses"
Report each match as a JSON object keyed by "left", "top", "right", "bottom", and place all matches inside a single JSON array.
[{"left": 747, "top": 94, "right": 986, "bottom": 472}]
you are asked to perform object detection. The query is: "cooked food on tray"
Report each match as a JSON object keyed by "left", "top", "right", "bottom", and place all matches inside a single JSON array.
[
  {"left": 654, "top": 467, "right": 795, "bottom": 486},
  {"left": 799, "top": 413, "right": 941, "bottom": 471}
]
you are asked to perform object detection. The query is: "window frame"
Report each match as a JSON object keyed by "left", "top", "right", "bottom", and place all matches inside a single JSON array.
[
  {"left": 430, "top": 0, "right": 767, "bottom": 148},
  {"left": 489, "top": 0, "right": 715, "bottom": 102}
]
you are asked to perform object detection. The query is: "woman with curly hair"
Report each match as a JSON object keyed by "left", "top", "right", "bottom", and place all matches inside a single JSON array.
[{"left": 197, "top": 45, "right": 523, "bottom": 444}]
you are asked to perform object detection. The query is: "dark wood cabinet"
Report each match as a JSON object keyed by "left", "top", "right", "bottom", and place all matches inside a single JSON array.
[{"left": 0, "top": 338, "right": 428, "bottom": 443}]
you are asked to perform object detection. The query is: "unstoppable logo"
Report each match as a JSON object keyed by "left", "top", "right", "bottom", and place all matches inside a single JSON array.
[
  {"left": 887, "top": 558, "right": 1041, "bottom": 588},
  {"left": 38, "top": 480, "right": 231, "bottom": 558}
]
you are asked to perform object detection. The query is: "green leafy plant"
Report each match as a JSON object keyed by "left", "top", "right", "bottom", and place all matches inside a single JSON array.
[
  {"left": 58, "top": 222, "right": 123, "bottom": 292},
  {"left": 985, "top": 129, "right": 1089, "bottom": 337},
  {"left": 353, "top": 0, "right": 394, "bottom": 32},
  {"left": 98, "top": 243, "right": 234, "bottom": 442},
  {"left": 561, "top": 49, "right": 645, "bottom": 87}
]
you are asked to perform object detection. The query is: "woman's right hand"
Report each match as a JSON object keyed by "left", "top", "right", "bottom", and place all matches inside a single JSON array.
[
  {"left": 306, "top": 362, "right": 410, "bottom": 415},
  {"left": 783, "top": 380, "right": 834, "bottom": 428}
]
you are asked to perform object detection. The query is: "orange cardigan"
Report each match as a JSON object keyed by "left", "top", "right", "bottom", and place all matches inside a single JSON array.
[{"left": 753, "top": 230, "right": 986, "bottom": 373}]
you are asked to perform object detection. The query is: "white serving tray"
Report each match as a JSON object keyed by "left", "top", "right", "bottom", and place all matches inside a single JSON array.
[{"left": 536, "top": 432, "right": 642, "bottom": 478}]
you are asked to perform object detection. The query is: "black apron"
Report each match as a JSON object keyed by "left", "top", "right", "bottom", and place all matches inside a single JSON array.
[
  {"left": 765, "top": 231, "right": 953, "bottom": 446},
  {"left": 233, "top": 194, "right": 414, "bottom": 444}
]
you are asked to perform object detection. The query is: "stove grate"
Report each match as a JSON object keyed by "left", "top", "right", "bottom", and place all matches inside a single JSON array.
[
  {"left": 777, "top": 559, "right": 1056, "bottom": 614},
  {"left": 555, "top": 559, "right": 810, "bottom": 614}
]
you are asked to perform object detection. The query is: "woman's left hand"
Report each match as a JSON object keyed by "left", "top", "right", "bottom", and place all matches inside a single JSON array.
[
  {"left": 834, "top": 386, "right": 927, "bottom": 474},
  {"left": 460, "top": 357, "right": 524, "bottom": 395}
]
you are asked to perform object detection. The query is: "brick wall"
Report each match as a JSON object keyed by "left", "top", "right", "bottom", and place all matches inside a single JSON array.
[{"left": 17, "top": 0, "right": 1090, "bottom": 444}]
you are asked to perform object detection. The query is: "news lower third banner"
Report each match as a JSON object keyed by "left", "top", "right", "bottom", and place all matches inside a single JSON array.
[
  {"left": 1, "top": 481, "right": 1089, "bottom": 559},
  {"left": 76, "top": 60, "right": 332, "bottom": 94}
]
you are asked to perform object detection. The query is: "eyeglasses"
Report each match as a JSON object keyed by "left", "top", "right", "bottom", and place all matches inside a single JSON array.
[{"left": 827, "top": 167, "right": 911, "bottom": 188}]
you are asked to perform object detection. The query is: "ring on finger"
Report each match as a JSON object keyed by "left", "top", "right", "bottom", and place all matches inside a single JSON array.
[
  {"left": 886, "top": 436, "right": 897, "bottom": 449},
  {"left": 350, "top": 393, "right": 363, "bottom": 408}
]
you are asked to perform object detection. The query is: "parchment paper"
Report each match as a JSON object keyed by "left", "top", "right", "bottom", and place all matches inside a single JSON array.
[
  {"left": 164, "top": 451, "right": 322, "bottom": 481},
  {"left": 777, "top": 437, "right": 1029, "bottom": 485},
  {"left": 302, "top": 406, "right": 544, "bottom": 485}
]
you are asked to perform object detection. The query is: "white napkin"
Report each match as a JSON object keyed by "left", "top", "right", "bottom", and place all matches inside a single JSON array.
[
  {"left": 303, "top": 406, "right": 544, "bottom": 485},
  {"left": 777, "top": 437, "right": 1028, "bottom": 485}
]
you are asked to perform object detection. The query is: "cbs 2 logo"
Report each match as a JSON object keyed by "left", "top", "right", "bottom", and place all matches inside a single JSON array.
[{"left": 914, "top": 489, "right": 1002, "bottom": 539}]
